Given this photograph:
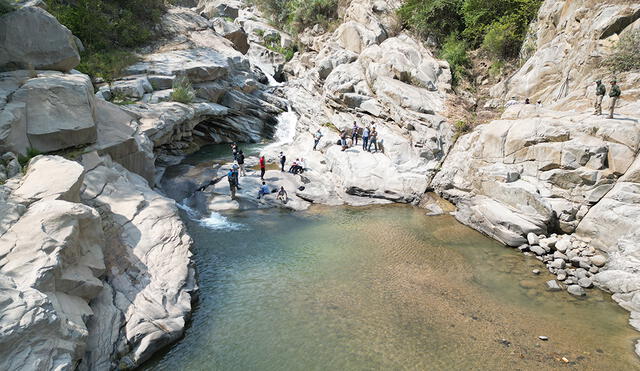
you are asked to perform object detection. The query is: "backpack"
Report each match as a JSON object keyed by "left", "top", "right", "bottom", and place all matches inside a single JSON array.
[
  {"left": 237, "top": 154, "right": 245, "bottom": 164},
  {"left": 227, "top": 172, "right": 235, "bottom": 185}
]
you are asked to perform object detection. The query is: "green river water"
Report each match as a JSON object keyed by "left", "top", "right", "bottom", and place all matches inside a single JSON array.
[{"left": 144, "top": 203, "right": 639, "bottom": 370}]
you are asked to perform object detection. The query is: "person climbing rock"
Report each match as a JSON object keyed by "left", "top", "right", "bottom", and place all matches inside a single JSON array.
[
  {"left": 608, "top": 80, "right": 621, "bottom": 119},
  {"left": 368, "top": 128, "right": 378, "bottom": 153},
  {"left": 259, "top": 155, "right": 266, "bottom": 180},
  {"left": 257, "top": 182, "right": 270, "bottom": 199},
  {"left": 279, "top": 152, "right": 286, "bottom": 172},
  {"left": 362, "top": 126, "right": 370, "bottom": 150},
  {"left": 277, "top": 186, "right": 288, "bottom": 204},
  {"left": 237, "top": 150, "right": 246, "bottom": 176},
  {"left": 594, "top": 80, "right": 606, "bottom": 115},
  {"left": 313, "top": 129, "right": 323, "bottom": 151},
  {"left": 351, "top": 123, "right": 359, "bottom": 146},
  {"left": 227, "top": 169, "right": 237, "bottom": 199}
]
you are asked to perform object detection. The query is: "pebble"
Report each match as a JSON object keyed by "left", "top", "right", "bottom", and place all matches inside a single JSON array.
[
  {"left": 589, "top": 266, "right": 599, "bottom": 274},
  {"left": 550, "top": 258, "right": 565, "bottom": 269},
  {"left": 530, "top": 245, "right": 546, "bottom": 256},
  {"left": 527, "top": 233, "right": 539, "bottom": 246},
  {"left": 518, "top": 244, "right": 529, "bottom": 252},
  {"left": 546, "top": 280, "right": 562, "bottom": 291},
  {"left": 538, "top": 336, "right": 549, "bottom": 341},
  {"left": 557, "top": 271, "right": 567, "bottom": 281},
  {"left": 555, "top": 239, "right": 571, "bottom": 253},
  {"left": 590, "top": 254, "right": 607, "bottom": 267},
  {"left": 567, "top": 285, "right": 586, "bottom": 296},
  {"left": 532, "top": 269, "right": 540, "bottom": 275},
  {"left": 578, "top": 278, "right": 593, "bottom": 288}
]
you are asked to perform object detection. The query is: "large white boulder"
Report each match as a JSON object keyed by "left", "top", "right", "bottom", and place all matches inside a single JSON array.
[
  {"left": 11, "top": 155, "right": 85, "bottom": 204},
  {"left": 4, "top": 73, "right": 97, "bottom": 153},
  {"left": 0, "top": 6, "right": 80, "bottom": 72}
]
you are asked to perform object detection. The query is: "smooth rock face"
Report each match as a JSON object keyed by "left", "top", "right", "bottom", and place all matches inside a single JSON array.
[
  {"left": 0, "top": 172, "right": 104, "bottom": 371},
  {"left": 80, "top": 156, "right": 196, "bottom": 369},
  {"left": 0, "top": 6, "right": 80, "bottom": 72},
  {"left": 2, "top": 73, "right": 98, "bottom": 153},
  {"left": 11, "top": 155, "right": 84, "bottom": 204},
  {"left": 432, "top": 107, "right": 640, "bottom": 242}
]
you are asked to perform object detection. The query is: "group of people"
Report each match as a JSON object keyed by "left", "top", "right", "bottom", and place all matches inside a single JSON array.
[
  {"left": 503, "top": 79, "right": 623, "bottom": 119},
  {"left": 331, "top": 124, "right": 381, "bottom": 153},
  {"left": 225, "top": 143, "right": 292, "bottom": 204},
  {"left": 594, "top": 79, "right": 622, "bottom": 118}
]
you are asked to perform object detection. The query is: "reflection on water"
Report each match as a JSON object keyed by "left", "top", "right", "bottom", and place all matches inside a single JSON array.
[{"left": 144, "top": 205, "right": 639, "bottom": 370}]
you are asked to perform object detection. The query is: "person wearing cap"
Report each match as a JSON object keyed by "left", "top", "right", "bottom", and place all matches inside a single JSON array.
[
  {"left": 608, "top": 79, "right": 621, "bottom": 119},
  {"left": 594, "top": 80, "right": 606, "bottom": 115}
]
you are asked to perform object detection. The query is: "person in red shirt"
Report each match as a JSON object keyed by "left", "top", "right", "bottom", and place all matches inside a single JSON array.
[{"left": 259, "top": 156, "right": 266, "bottom": 180}]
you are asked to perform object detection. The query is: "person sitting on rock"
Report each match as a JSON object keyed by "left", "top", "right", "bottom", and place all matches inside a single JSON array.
[
  {"left": 594, "top": 80, "right": 606, "bottom": 115},
  {"left": 340, "top": 130, "right": 348, "bottom": 151},
  {"left": 257, "top": 182, "right": 270, "bottom": 199},
  {"left": 608, "top": 79, "right": 621, "bottom": 119},
  {"left": 277, "top": 186, "right": 288, "bottom": 204},
  {"left": 289, "top": 159, "right": 303, "bottom": 174},
  {"left": 505, "top": 96, "right": 519, "bottom": 107}
]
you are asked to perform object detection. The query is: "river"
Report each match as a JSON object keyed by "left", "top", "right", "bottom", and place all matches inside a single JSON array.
[{"left": 143, "top": 200, "right": 638, "bottom": 370}]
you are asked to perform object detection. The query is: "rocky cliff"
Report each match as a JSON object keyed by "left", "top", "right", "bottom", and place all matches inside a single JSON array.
[{"left": 1, "top": 0, "right": 640, "bottom": 369}]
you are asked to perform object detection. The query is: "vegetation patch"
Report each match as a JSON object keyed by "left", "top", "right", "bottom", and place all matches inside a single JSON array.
[
  {"left": 398, "top": 0, "right": 543, "bottom": 85},
  {"left": 606, "top": 30, "right": 640, "bottom": 73},
  {"left": 250, "top": 0, "right": 339, "bottom": 35},
  {"left": 18, "top": 148, "right": 42, "bottom": 168},
  {"left": 45, "top": 0, "right": 167, "bottom": 80},
  {"left": 170, "top": 76, "right": 196, "bottom": 104},
  {"left": 262, "top": 33, "right": 297, "bottom": 61}
]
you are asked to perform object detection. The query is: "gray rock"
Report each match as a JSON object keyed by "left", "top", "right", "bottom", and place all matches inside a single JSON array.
[
  {"left": 557, "top": 271, "right": 567, "bottom": 281},
  {"left": 555, "top": 238, "right": 571, "bottom": 253},
  {"left": 518, "top": 244, "right": 530, "bottom": 252},
  {"left": 567, "top": 285, "right": 586, "bottom": 296},
  {"left": 578, "top": 278, "right": 593, "bottom": 288},
  {"left": 590, "top": 254, "right": 607, "bottom": 267},
  {"left": 532, "top": 269, "right": 541, "bottom": 275},
  {"left": 589, "top": 266, "right": 599, "bottom": 274},
  {"left": 530, "top": 245, "right": 546, "bottom": 256},
  {"left": 553, "top": 251, "right": 569, "bottom": 261},
  {"left": 538, "top": 336, "right": 549, "bottom": 341},
  {"left": 546, "top": 280, "right": 562, "bottom": 291},
  {"left": 527, "top": 232, "right": 539, "bottom": 245},
  {"left": 0, "top": 7, "right": 80, "bottom": 71},
  {"left": 550, "top": 258, "right": 566, "bottom": 269}
]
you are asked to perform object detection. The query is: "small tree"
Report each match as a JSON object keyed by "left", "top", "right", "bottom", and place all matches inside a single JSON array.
[{"left": 606, "top": 30, "right": 640, "bottom": 73}]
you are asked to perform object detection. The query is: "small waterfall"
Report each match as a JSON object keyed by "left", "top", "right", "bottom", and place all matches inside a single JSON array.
[{"left": 268, "top": 108, "right": 298, "bottom": 148}]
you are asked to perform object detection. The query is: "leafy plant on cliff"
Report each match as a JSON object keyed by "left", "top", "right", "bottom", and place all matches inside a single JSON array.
[
  {"left": 251, "top": 0, "right": 338, "bottom": 34},
  {"left": 439, "top": 33, "right": 470, "bottom": 83},
  {"left": 170, "top": 76, "right": 196, "bottom": 104},
  {"left": 45, "top": 0, "right": 166, "bottom": 80},
  {"left": 398, "top": 0, "right": 543, "bottom": 83},
  {"left": 606, "top": 30, "right": 640, "bottom": 73}
]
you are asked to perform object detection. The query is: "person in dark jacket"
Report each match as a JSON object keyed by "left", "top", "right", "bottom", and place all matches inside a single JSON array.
[
  {"left": 237, "top": 151, "right": 246, "bottom": 176},
  {"left": 608, "top": 80, "right": 621, "bottom": 119},
  {"left": 594, "top": 80, "right": 606, "bottom": 115}
]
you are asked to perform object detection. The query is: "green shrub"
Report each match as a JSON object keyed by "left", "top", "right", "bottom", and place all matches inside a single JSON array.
[
  {"left": 45, "top": 0, "right": 165, "bottom": 79},
  {"left": 251, "top": 0, "right": 338, "bottom": 34},
  {"left": 606, "top": 30, "right": 640, "bottom": 73},
  {"left": 439, "top": 33, "right": 470, "bottom": 83},
  {"left": 481, "top": 18, "right": 521, "bottom": 59},
  {"left": 397, "top": 0, "right": 464, "bottom": 43},
  {"left": 0, "top": 0, "right": 15, "bottom": 16},
  {"left": 77, "top": 50, "right": 140, "bottom": 82},
  {"left": 170, "top": 76, "right": 196, "bottom": 104},
  {"left": 454, "top": 120, "right": 470, "bottom": 133},
  {"left": 488, "top": 60, "right": 504, "bottom": 78}
]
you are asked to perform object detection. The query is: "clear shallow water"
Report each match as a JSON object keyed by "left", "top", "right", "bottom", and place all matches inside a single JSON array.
[{"left": 145, "top": 205, "right": 639, "bottom": 370}]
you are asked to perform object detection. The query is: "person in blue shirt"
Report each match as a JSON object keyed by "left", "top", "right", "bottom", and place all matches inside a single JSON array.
[{"left": 257, "top": 182, "right": 270, "bottom": 199}]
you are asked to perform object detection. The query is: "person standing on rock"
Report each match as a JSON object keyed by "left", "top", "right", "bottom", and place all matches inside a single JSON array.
[
  {"left": 227, "top": 169, "right": 238, "bottom": 199},
  {"left": 237, "top": 151, "right": 246, "bottom": 176},
  {"left": 231, "top": 142, "right": 239, "bottom": 161},
  {"left": 608, "top": 79, "right": 621, "bottom": 119},
  {"left": 279, "top": 152, "right": 286, "bottom": 172},
  {"left": 313, "top": 129, "right": 323, "bottom": 151},
  {"left": 351, "top": 123, "right": 359, "bottom": 146},
  {"left": 368, "top": 128, "right": 378, "bottom": 153},
  {"left": 259, "top": 155, "right": 266, "bottom": 180},
  {"left": 594, "top": 80, "right": 606, "bottom": 115},
  {"left": 362, "top": 126, "right": 370, "bottom": 150}
]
